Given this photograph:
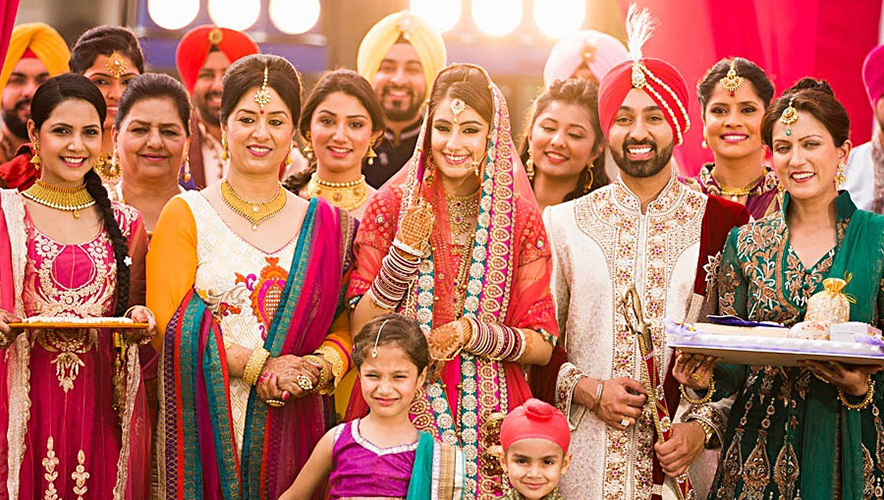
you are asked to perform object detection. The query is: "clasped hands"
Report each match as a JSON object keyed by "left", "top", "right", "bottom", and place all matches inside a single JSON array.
[
  {"left": 255, "top": 355, "right": 328, "bottom": 404},
  {"left": 575, "top": 375, "right": 705, "bottom": 477}
]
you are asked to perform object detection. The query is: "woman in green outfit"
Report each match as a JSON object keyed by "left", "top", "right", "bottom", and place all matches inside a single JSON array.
[{"left": 675, "top": 78, "right": 884, "bottom": 500}]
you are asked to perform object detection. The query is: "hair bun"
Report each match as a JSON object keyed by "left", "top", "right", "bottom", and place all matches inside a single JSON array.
[
  {"left": 787, "top": 77, "right": 835, "bottom": 97},
  {"left": 524, "top": 399, "right": 555, "bottom": 421}
]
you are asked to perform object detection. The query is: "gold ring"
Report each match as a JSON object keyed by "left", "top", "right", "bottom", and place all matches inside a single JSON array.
[
  {"left": 297, "top": 374, "right": 314, "bottom": 391},
  {"left": 691, "top": 373, "right": 701, "bottom": 382},
  {"left": 266, "top": 399, "right": 285, "bottom": 407},
  {"left": 620, "top": 417, "right": 631, "bottom": 427}
]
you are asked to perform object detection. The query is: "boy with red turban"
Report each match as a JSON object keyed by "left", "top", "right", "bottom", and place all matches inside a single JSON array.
[{"left": 541, "top": 6, "right": 749, "bottom": 499}]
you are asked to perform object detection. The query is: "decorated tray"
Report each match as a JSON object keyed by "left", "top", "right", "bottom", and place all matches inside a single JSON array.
[
  {"left": 665, "top": 318, "right": 884, "bottom": 367},
  {"left": 8, "top": 316, "right": 149, "bottom": 330}
]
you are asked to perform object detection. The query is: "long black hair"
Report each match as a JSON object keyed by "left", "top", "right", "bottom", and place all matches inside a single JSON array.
[{"left": 31, "top": 74, "right": 131, "bottom": 316}]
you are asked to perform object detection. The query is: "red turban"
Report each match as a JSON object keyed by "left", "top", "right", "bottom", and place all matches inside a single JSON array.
[
  {"left": 863, "top": 45, "right": 884, "bottom": 109},
  {"left": 176, "top": 25, "right": 260, "bottom": 93},
  {"left": 598, "top": 58, "right": 691, "bottom": 145},
  {"left": 500, "top": 399, "right": 570, "bottom": 454}
]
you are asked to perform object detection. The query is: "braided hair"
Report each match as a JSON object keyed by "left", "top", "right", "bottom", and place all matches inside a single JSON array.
[{"left": 31, "top": 74, "right": 132, "bottom": 316}]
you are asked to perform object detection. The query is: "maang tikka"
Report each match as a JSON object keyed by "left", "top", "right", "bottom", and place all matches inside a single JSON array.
[
  {"left": 719, "top": 58, "right": 743, "bottom": 97},
  {"left": 450, "top": 98, "right": 465, "bottom": 124},
  {"left": 780, "top": 97, "right": 798, "bottom": 136},
  {"left": 253, "top": 65, "right": 271, "bottom": 114}
]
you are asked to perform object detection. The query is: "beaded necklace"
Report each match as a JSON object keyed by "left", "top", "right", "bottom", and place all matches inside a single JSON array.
[{"left": 22, "top": 179, "right": 95, "bottom": 219}]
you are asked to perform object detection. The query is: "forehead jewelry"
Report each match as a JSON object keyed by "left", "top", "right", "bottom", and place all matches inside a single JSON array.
[
  {"left": 719, "top": 59, "right": 744, "bottom": 97},
  {"left": 780, "top": 97, "right": 798, "bottom": 136},
  {"left": 450, "top": 98, "right": 466, "bottom": 124},
  {"left": 253, "top": 65, "right": 271, "bottom": 114},
  {"left": 106, "top": 51, "right": 128, "bottom": 80},
  {"left": 371, "top": 319, "right": 390, "bottom": 358}
]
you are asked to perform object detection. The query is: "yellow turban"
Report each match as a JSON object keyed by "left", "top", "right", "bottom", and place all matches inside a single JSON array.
[
  {"left": 0, "top": 23, "right": 70, "bottom": 93},
  {"left": 357, "top": 11, "right": 446, "bottom": 98}
]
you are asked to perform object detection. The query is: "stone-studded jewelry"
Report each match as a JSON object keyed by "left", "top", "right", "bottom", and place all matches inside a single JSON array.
[
  {"left": 781, "top": 97, "right": 798, "bottom": 136},
  {"left": 254, "top": 65, "right": 272, "bottom": 114},
  {"left": 719, "top": 58, "right": 744, "bottom": 97},
  {"left": 106, "top": 51, "right": 128, "bottom": 80},
  {"left": 450, "top": 98, "right": 466, "bottom": 124}
]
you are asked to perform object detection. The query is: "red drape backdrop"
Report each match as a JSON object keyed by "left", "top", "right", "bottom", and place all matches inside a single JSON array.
[{"left": 611, "top": 0, "right": 882, "bottom": 176}]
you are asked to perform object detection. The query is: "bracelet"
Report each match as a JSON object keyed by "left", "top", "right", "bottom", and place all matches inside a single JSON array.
[
  {"left": 243, "top": 348, "right": 271, "bottom": 386},
  {"left": 369, "top": 249, "right": 420, "bottom": 309},
  {"left": 391, "top": 238, "right": 425, "bottom": 259},
  {"left": 680, "top": 379, "right": 715, "bottom": 405},
  {"left": 303, "top": 354, "right": 332, "bottom": 393},
  {"left": 592, "top": 379, "right": 605, "bottom": 413},
  {"left": 839, "top": 377, "right": 875, "bottom": 411},
  {"left": 695, "top": 419, "right": 717, "bottom": 448}
]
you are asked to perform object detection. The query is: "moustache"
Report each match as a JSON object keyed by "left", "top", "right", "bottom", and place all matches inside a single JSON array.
[
  {"left": 622, "top": 139, "right": 657, "bottom": 153},
  {"left": 14, "top": 98, "right": 30, "bottom": 113},
  {"left": 382, "top": 85, "right": 414, "bottom": 98}
]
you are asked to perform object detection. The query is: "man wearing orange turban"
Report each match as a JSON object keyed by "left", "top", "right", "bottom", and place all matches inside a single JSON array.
[
  {"left": 175, "top": 25, "right": 259, "bottom": 188},
  {"left": 541, "top": 7, "right": 750, "bottom": 499},
  {"left": 356, "top": 11, "right": 446, "bottom": 188},
  {"left": 0, "top": 23, "right": 69, "bottom": 189}
]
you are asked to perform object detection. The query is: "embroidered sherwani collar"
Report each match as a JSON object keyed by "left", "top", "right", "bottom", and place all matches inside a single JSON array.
[{"left": 612, "top": 170, "right": 682, "bottom": 215}]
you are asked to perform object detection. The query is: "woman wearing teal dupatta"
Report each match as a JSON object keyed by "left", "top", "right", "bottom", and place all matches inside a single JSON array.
[
  {"left": 676, "top": 79, "right": 884, "bottom": 499},
  {"left": 147, "top": 55, "right": 357, "bottom": 499}
]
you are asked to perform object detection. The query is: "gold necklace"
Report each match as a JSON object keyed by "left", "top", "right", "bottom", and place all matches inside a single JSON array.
[
  {"left": 711, "top": 171, "right": 761, "bottom": 201},
  {"left": 22, "top": 179, "right": 95, "bottom": 219},
  {"left": 446, "top": 189, "right": 480, "bottom": 240},
  {"left": 305, "top": 173, "right": 369, "bottom": 211},
  {"left": 220, "top": 180, "right": 287, "bottom": 230}
]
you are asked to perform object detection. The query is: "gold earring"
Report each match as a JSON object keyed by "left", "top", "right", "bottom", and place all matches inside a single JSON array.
[
  {"left": 221, "top": 133, "right": 229, "bottom": 161},
  {"left": 303, "top": 134, "right": 314, "bottom": 161},
  {"left": 584, "top": 163, "right": 595, "bottom": 192},
  {"left": 835, "top": 161, "right": 847, "bottom": 188},
  {"left": 111, "top": 146, "right": 121, "bottom": 178},
  {"left": 526, "top": 155, "right": 535, "bottom": 182},
  {"left": 30, "top": 141, "right": 41, "bottom": 170},
  {"left": 366, "top": 144, "right": 378, "bottom": 165},
  {"left": 701, "top": 130, "right": 708, "bottom": 149},
  {"left": 182, "top": 153, "right": 192, "bottom": 183},
  {"left": 471, "top": 152, "right": 481, "bottom": 178},
  {"left": 284, "top": 151, "right": 293, "bottom": 167}
]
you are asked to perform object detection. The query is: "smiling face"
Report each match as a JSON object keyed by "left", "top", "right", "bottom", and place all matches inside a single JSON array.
[
  {"left": 430, "top": 97, "right": 490, "bottom": 186},
  {"left": 529, "top": 100, "right": 601, "bottom": 181},
  {"left": 501, "top": 439, "right": 571, "bottom": 500},
  {"left": 372, "top": 43, "right": 426, "bottom": 124},
  {"left": 771, "top": 109, "right": 850, "bottom": 203},
  {"left": 608, "top": 88, "right": 674, "bottom": 180},
  {"left": 703, "top": 82, "right": 765, "bottom": 161},
  {"left": 2, "top": 58, "right": 49, "bottom": 140},
  {"left": 309, "top": 91, "right": 379, "bottom": 176},
  {"left": 223, "top": 86, "right": 295, "bottom": 176},
  {"left": 113, "top": 97, "right": 188, "bottom": 183},
  {"left": 193, "top": 51, "right": 231, "bottom": 128},
  {"left": 82, "top": 53, "right": 140, "bottom": 131},
  {"left": 358, "top": 343, "right": 426, "bottom": 419},
  {"left": 28, "top": 98, "right": 102, "bottom": 187}
]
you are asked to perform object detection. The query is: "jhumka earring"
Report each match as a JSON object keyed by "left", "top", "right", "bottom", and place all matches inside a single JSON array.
[
  {"left": 253, "top": 65, "right": 271, "bottom": 114},
  {"left": 221, "top": 133, "right": 230, "bottom": 161},
  {"left": 366, "top": 140, "right": 378, "bottom": 165},
  {"left": 835, "top": 160, "right": 847, "bottom": 189},
  {"left": 284, "top": 150, "right": 293, "bottom": 167},
  {"left": 719, "top": 58, "right": 744, "bottom": 97},
  {"left": 30, "top": 141, "right": 41, "bottom": 170},
  {"left": 525, "top": 155, "right": 535, "bottom": 182},
  {"left": 701, "top": 130, "right": 708, "bottom": 149},
  {"left": 182, "top": 153, "right": 192, "bottom": 183},
  {"left": 780, "top": 97, "right": 798, "bottom": 136},
  {"left": 471, "top": 152, "right": 481, "bottom": 178},
  {"left": 303, "top": 134, "right": 314, "bottom": 161}
]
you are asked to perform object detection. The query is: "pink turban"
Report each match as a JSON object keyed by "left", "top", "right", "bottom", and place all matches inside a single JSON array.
[
  {"left": 543, "top": 30, "right": 628, "bottom": 89},
  {"left": 500, "top": 399, "right": 570, "bottom": 454},
  {"left": 598, "top": 58, "right": 691, "bottom": 145},
  {"left": 863, "top": 45, "right": 884, "bottom": 108}
]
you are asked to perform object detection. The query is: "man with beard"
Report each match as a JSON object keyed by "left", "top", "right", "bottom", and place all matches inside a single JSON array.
[
  {"left": 541, "top": 7, "right": 749, "bottom": 499},
  {"left": 176, "top": 25, "right": 259, "bottom": 188},
  {"left": 0, "top": 23, "right": 69, "bottom": 189},
  {"left": 356, "top": 11, "right": 446, "bottom": 188},
  {"left": 844, "top": 44, "right": 884, "bottom": 213}
]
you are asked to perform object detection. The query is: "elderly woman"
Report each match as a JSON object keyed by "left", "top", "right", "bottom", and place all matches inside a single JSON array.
[
  {"left": 676, "top": 79, "right": 884, "bottom": 499},
  {"left": 148, "top": 54, "right": 355, "bottom": 499},
  {"left": 346, "top": 63, "right": 558, "bottom": 498}
]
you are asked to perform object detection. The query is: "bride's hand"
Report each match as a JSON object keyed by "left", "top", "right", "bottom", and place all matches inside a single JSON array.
[
  {"left": 393, "top": 200, "right": 435, "bottom": 254},
  {"left": 426, "top": 318, "right": 473, "bottom": 361}
]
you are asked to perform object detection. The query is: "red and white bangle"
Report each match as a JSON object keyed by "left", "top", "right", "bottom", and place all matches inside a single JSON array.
[{"left": 463, "top": 320, "right": 525, "bottom": 361}]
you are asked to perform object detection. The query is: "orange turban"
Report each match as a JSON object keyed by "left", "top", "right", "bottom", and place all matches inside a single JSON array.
[
  {"left": 175, "top": 25, "right": 259, "bottom": 93},
  {"left": 0, "top": 23, "right": 70, "bottom": 92}
]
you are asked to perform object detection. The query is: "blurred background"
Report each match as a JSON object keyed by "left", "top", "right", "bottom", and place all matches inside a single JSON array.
[{"left": 14, "top": 0, "right": 884, "bottom": 174}]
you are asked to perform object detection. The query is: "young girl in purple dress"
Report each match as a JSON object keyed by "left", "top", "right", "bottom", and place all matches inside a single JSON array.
[{"left": 281, "top": 313, "right": 463, "bottom": 500}]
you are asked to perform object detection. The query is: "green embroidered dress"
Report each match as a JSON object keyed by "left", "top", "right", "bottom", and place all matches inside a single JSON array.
[{"left": 709, "top": 191, "right": 884, "bottom": 500}]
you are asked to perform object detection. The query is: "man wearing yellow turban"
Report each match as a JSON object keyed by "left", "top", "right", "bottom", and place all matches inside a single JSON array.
[
  {"left": 0, "top": 22, "right": 69, "bottom": 175},
  {"left": 357, "top": 11, "right": 446, "bottom": 188}
]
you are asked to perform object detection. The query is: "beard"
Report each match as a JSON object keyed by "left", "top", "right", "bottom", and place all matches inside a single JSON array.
[
  {"left": 381, "top": 84, "right": 422, "bottom": 122},
  {"left": 2, "top": 98, "right": 30, "bottom": 140},
  {"left": 611, "top": 138, "right": 674, "bottom": 178},
  {"left": 195, "top": 91, "right": 222, "bottom": 128}
]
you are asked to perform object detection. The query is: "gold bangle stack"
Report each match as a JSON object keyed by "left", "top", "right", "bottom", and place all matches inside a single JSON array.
[
  {"left": 243, "top": 348, "right": 271, "bottom": 386},
  {"left": 315, "top": 345, "right": 346, "bottom": 383},
  {"left": 304, "top": 354, "right": 333, "bottom": 394},
  {"left": 839, "top": 377, "right": 875, "bottom": 411},
  {"left": 680, "top": 379, "right": 715, "bottom": 405}
]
